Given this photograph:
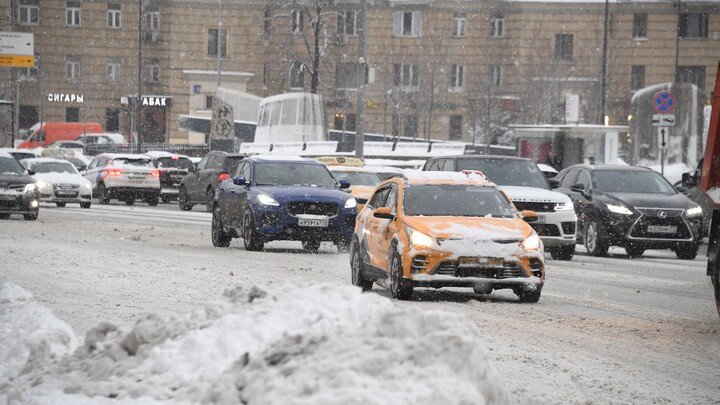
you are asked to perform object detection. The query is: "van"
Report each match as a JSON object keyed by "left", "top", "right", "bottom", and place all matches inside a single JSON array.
[{"left": 19, "top": 122, "right": 103, "bottom": 149}]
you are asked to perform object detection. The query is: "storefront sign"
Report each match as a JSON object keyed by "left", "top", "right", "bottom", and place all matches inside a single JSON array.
[
  {"left": 47, "top": 93, "right": 84, "bottom": 103},
  {"left": 141, "top": 96, "right": 171, "bottom": 107}
]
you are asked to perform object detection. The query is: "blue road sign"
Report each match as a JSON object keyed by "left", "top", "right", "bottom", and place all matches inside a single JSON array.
[{"left": 653, "top": 91, "right": 675, "bottom": 114}]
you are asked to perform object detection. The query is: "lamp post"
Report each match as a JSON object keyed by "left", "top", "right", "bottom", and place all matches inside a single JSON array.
[
  {"left": 674, "top": 0, "right": 682, "bottom": 82},
  {"left": 354, "top": 0, "right": 367, "bottom": 159},
  {"left": 217, "top": 0, "right": 223, "bottom": 88},
  {"left": 599, "top": 0, "right": 609, "bottom": 124},
  {"left": 135, "top": 0, "right": 143, "bottom": 153}
]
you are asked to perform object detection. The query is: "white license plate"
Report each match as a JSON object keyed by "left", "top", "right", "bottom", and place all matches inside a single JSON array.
[
  {"left": 0, "top": 194, "right": 18, "bottom": 201},
  {"left": 56, "top": 190, "right": 75, "bottom": 196},
  {"left": 647, "top": 225, "right": 677, "bottom": 234},
  {"left": 535, "top": 214, "right": 546, "bottom": 223},
  {"left": 458, "top": 257, "right": 504, "bottom": 267},
  {"left": 298, "top": 218, "right": 329, "bottom": 227}
]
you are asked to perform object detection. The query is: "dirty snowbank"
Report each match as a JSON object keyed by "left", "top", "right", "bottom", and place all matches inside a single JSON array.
[{"left": 1, "top": 283, "right": 508, "bottom": 405}]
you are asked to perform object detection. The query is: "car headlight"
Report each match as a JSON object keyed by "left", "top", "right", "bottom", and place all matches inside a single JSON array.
[
  {"left": 685, "top": 205, "right": 702, "bottom": 217},
  {"left": 24, "top": 183, "right": 37, "bottom": 193},
  {"left": 408, "top": 227, "right": 436, "bottom": 249},
  {"left": 257, "top": 193, "right": 280, "bottom": 206},
  {"left": 606, "top": 203, "right": 633, "bottom": 215},
  {"left": 521, "top": 233, "right": 541, "bottom": 251},
  {"left": 554, "top": 201, "right": 574, "bottom": 211},
  {"left": 81, "top": 181, "right": 92, "bottom": 191},
  {"left": 344, "top": 197, "right": 357, "bottom": 209}
]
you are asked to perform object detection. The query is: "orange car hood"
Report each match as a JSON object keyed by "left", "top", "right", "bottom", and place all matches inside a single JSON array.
[
  {"left": 403, "top": 216, "right": 531, "bottom": 241},
  {"left": 349, "top": 185, "right": 376, "bottom": 200}
]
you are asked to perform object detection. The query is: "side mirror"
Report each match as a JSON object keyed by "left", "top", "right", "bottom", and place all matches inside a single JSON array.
[
  {"left": 27, "top": 170, "right": 35, "bottom": 176},
  {"left": 681, "top": 172, "right": 698, "bottom": 188},
  {"left": 675, "top": 185, "right": 688, "bottom": 193},
  {"left": 233, "top": 176, "right": 247, "bottom": 186},
  {"left": 548, "top": 178, "right": 560, "bottom": 189},
  {"left": 79, "top": 165, "right": 87, "bottom": 172},
  {"left": 521, "top": 209, "right": 538, "bottom": 223},
  {"left": 570, "top": 183, "right": 586, "bottom": 194},
  {"left": 338, "top": 179, "right": 351, "bottom": 189},
  {"left": 373, "top": 206, "right": 395, "bottom": 220}
]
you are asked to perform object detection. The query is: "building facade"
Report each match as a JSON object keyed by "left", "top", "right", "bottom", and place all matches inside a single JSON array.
[{"left": 1, "top": 0, "right": 719, "bottom": 144}]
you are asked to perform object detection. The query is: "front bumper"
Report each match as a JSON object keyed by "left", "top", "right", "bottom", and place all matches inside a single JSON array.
[
  {"left": 598, "top": 209, "right": 702, "bottom": 248},
  {"left": 0, "top": 190, "right": 40, "bottom": 214},
  {"left": 252, "top": 206, "right": 356, "bottom": 242},
  {"left": 39, "top": 191, "right": 92, "bottom": 204},
  {"left": 528, "top": 209, "right": 577, "bottom": 247}
]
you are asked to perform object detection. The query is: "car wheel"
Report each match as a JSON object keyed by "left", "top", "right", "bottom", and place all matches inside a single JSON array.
[
  {"left": 97, "top": 183, "right": 110, "bottom": 204},
  {"left": 625, "top": 244, "right": 645, "bottom": 258},
  {"left": 124, "top": 199, "right": 135, "bottom": 206},
  {"left": 473, "top": 283, "right": 493, "bottom": 295},
  {"left": 178, "top": 187, "right": 193, "bottom": 211},
  {"left": 675, "top": 243, "right": 700, "bottom": 260},
  {"left": 549, "top": 245, "right": 575, "bottom": 261},
  {"left": 23, "top": 211, "right": 38, "bottom": 221},
  {"left": 55, "top": 202, "right": 66, "bottom": 208},
  {"left": 390, "top": 253, "right": 413, "bottom": 300},
  {"left": 161, "top": 196, "right": 172, "bottom": 204},
  {"left": 147, "top": 196, "right": 159, "bottom": 207},
  {"left": 584, "top": 219, "right": 609, "bottom": 257},
  {"left": 0, "top": 213, "right": 10, "bottom": 219},
  {"left": 516, "top": 286, "right": 542, "bottom": 303},
  {"left": 350, "top": 241, "right": 373, "bottom": 291},
  {"left": 712, "top": 265, "right": 720, "bottom": 318},
  {"left": 335, "top": 238, "right": 351, "bottom": 253},
  {"left": 211, "top": 206, "right": 232, "bottom": 248},
  {"left": 242, "top": 211, "right": 264, "bottom": 252},
  {"left": 205, "top": 188, "right": 214, "bottom": 212},
  {"left": 80, "top": 202, "right": 91, "bottom": 209},
  {"left": 302, "top": 239, "right": 321, "bottom": 252}
]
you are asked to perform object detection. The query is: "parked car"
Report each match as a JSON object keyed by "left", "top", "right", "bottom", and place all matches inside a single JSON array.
[
  {"left": 47, "top": 141, "right": 85, "bottom": 155},
  {"left": 210, "top": 155, "right": 357, "bottom": 252},
  {"left": 76, "top": 133, "right": 127, "bottom": 145},
  {"left": 145, "top": 151, "right": 194, "bottom": 203},
  {"left": 19, "top": 122, "right": 103, "bottom": 149},
  {"left": 554, "top": 164, "right": 703, "bottom": 259},
  {"left": 350, "top": 171, "right": 545, "bottom": 302},
  {"left": 84, "top": 153, "right": 160, "bottom": 206},
  {"left": 0, "top": 151, "right": 40, "bottom": 220},
  {"left": 677, "top": 158, "right": 712, "bottom": 236},
  {"left": 0, "top": 148, "right": 40, "bottom": 162},
  {"left": 178, "top": 151, "right": 247, "bottom": 211},
  {"left": 21, "top": 158, "right": 92, "bottom": 208},
  {"left": 423, "top": 155, "right": 577, "bottom": 260},
  {"left": 326, "top": 166, "right": 381, "bottom": 212}
]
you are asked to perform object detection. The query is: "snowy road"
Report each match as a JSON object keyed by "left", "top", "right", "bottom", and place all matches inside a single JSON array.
[{"left": 2, "top": 204, "right": 719, "bottom": 404}]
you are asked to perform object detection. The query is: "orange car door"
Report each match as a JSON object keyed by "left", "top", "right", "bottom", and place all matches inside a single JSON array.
[
  {"left": 365, "top": 186, "right": 390, "bottom": 268},
  {"left": 373, "top": 185, "right": 399, "bottom": 271}
]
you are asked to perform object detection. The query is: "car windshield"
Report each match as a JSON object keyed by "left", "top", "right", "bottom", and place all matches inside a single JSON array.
[
  {"left": 10, "top": 152, "right": 36, "bottom": 161},
  {"left": 254, "top": 162, "right": 338, "bottom": 187},
  {"left": 404, "top": 185, "right": 517, "bottom": 218},
  {"left": 593, "top": 170, "right": 676, "bottom": 195},
  {"left": 0, "top": 157, "right": 26, "bottom": 175},
  {"left": 456, "top": 159, "right": 550, "bottom": 189},
  {"left": 32, "top": 162, "right": 78, "bottom": 174},
  {"left": 331, "top": 171, "right": 381, "bottom": 186},
  {"left": 155, "top": 157, "right": 193, "bottom": 170},
  {"left": 65, "top": 158, "right": 85, "bottom": 169},
  {"left": 113, "top": 158, "right": 152, "bottom": 168}
]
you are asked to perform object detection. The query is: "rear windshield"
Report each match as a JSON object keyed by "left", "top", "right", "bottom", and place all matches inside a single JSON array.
[
  {"left": 404, "top": 184, "right": 516, "bottom": 218},
  {"left": 155, "top": 157, "right": 193, "bottom": 170},
  {"left": 456, "top": 158, "right": 549, "bottom": 189},
  {"left": 331, "top": 171, "right": 381, "bottom": 186},
  {"left": 113, "top": 158, "right": 152, "bottom": 168},
  {"left": 31, "top": 162, "right": 78, "bottom": 174},
  {"left": 0, "top": 157, "right": 26, "bottom": 175}
]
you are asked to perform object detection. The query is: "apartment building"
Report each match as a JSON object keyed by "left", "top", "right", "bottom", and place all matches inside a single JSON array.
[{"left": 3, "top": 0, "right": 719, "bottom": 144}]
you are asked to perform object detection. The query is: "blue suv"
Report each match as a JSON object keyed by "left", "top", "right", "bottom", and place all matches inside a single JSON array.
[{"left": 211, "top": 155, "right": 358, "bottom": 252}]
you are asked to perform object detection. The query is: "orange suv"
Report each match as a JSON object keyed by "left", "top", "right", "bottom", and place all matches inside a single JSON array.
[{"left": 349, "top": 171, "right": 545, "bottom": 302}]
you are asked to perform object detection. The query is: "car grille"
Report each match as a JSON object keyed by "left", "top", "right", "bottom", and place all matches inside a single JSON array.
[
  {"left": 629, "top": 217, "right": 692, "bottom": 239},
  {"left": 635, "top": 208, "right": 683, "bottom": 218},
  {"left": 514, "top": 201, "right": 555, "bottom": 212},
  {"left": 6, "top": 184, "right": 25, "bottom": 191},
  {"left": 287, "top": 202, "right": 338, "bottom": 217},
  {"left": 54, "top": 183, "right": 79, "bottom": 190},
  {"left": 561, "top": 222, "right": 576, "bottom": 234},
  {"left": 434, "top": 261, "right": 526, "bottom": 279},
  {"left": 531, "top": 223, "right": 561, "bottom": 236}
]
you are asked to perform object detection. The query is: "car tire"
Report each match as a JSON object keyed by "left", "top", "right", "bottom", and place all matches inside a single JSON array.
[
  {"left": 161, "top": 196, "right": 172, "bottom": 204},
  {"left": 80, "top": 202, "right": 91, "bottom": 209},
  {"left": 712, "top": 264, "right": 720, "bottom": 318},
  {"left": 625, "top": 244, "right": 645, "bottom": 258},
  {"left": 335, "top": 238, "right": 351, "bottom": 253},
  {"left": 211, "top": 206, "right": 232, "bottom": 248},
  {"left": 350, "top": 241, "right": 373, "bottom": 292},
  {"left": 147, "top": 196, "right": 159, "bottom": 207},
  {"left": 0, "top": 213, "right": 10, "bottom": 219},
  {"left": 584, "top": 219, "right": 609, "bottom": 257},
  {"left": 23, "top": 211, "right": 38, "bottom": 221},
  {"left": 124, "top": 199, "right": 135, "bottom": 206},
  {"left": 675, "top": 243, "right": 700, "bottom": 260},
  {"left": 205, "top": 188, "right": 214, "bottom": 212},
  {"left": 55, "top": 202, "right": 66, "bottom": 208},
  {"left": 390, "top": 253, "right": 413, "bottom": 300},
  {"left": 516, "top": 287, "right": 542, "bottom": 303},
  {"left": 549, "top": 245, "right": 575, "bottom": 261},
  {"left": 178, "top": 187, "right": 193, "bottom": 211},
  {"left": 302, "top": 239, "right": 321, "bottom": 252},
  {"left": 242, "top": 211, "right": 264, "bottom": 252},
  {"left": 97, "top": 183, "right": 110, "bottom": 205}
]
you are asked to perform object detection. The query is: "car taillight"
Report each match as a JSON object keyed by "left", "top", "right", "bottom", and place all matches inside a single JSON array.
[
  {"left": 151, "top": 170, "right": 161, "bottom": 177},
  {"left": 218, "top": 173, "right": 229, "bottom": 181},
  {"left": 104, "top": 168, "right": 123, "bottom": 176}
]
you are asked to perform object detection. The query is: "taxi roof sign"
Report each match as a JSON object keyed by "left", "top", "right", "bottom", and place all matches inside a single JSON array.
[{"left": 315, "top": 156, "right": 364, "bottom": 167}]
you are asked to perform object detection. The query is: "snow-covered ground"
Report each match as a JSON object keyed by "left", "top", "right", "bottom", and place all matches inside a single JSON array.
[{"left": 1, "top": 204, "right": 719, "bottom": 403}]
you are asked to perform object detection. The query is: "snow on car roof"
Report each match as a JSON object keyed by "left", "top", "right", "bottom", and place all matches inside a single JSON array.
[
  {"left": 327, "top": 166, "right": 374, "bottom": 172},
  {"left": 144, "top": 151, "right": 190, "bottom": 159},
  {"left": 0, "top": 151, "right": 13, "bottom": 158},
  {"left": 21, "top": 157, "right": 70, "bottom": 164},
  {"left": 250, "top": 154, "right": 312, "bottom": 162},
  {"left": 403, "top": 170, "right": 494, "bottom": 186},
  {"left": 537, "top": 163, "right": 558, "bottom": 173},
  {"left": 101, "top": 153, "right": 151, "bottom": 160}
]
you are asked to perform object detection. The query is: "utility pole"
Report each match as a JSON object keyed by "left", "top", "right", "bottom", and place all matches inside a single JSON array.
[
  {"left": 217, "top": 0, "right": 223, "bottom": 88},
  {"left": 354, "top": 0, "right": 367, "bottom": 159},
  {"left": 599, "top": 0, "right": 609, "bottom": 124},
  {"left": 135, "top": 0, "right": 143, "bottom": 153},
  {"left": 674, "top": 0, "right": 682, "bottom": 82}
]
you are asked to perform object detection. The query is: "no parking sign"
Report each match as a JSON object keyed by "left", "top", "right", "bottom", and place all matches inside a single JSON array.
[{"left": 653, "top": 91, "right": 676, "bottom": 114}]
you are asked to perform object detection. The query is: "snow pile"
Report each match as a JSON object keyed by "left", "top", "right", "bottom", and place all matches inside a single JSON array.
[
  {"left": 0, "top": 283, "right": 78, "bottom": 384},
  {"left": 2, "top": 283, "right": 508, "bottom": 405}
]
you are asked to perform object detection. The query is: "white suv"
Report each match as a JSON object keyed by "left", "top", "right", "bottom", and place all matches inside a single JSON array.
[
  {"left": 422, "top": 155, "right": 577, "bottom": 260},
  {"left": 84, "top": 153, "right": 160, "bottom": 206}
]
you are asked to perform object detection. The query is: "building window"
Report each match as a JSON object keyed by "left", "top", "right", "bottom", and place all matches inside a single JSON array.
[
  {"left": 393, "top": 63, "right": 419, "bottom": 91},
  {"left": 677, "top": 66, "right": 706, "bottom": 90},
  {"left": 264, "top": 10, "right": 272, "bottom": 36},
  {"left": 554, "top": 34, "right": 573, "bottom": 61},
  {"left": 392, "top": 114, "right": 400, "bottom": 137},
  {"left": 66, "top": 2, "right": 81, "bottom": 26},
  {"left": 205, "top": 95, "right": 214, "bottom": 110},
  {"left": 632, "top": 13, "right": 647, "bottom": 39},
  {"left": 679, "top": 13, "right": 708, "bottom": 39},
  {"left": 394, "top": 11, "right": 421, "bottom": 37},
  {"left": 107, "top": 58, "right": 121, "bottom": 82},
  {"left": 146, "top": 11, "right": 159, "bottom": 31},
  {"left": 450, "top": 64, "right": 464, "bottom": 90},
  {"left": 107, "top": 4, "right": 121, "bottom": 28},
  {"left": 66, "top": 56, "right": 80, "bottom": 82},
  {"left": 207, "top": 28, "right": 227, "bottom": 57},
  {"left": 106, "top": 108, "right": 120, "bottom": 132},
  {"left": 490, "top": 64, "right": 502, "bottom": 87},
  {"left": 144, "top": 60, "right": 159, "bottom": 83},
  {"left": 291, "top": 10, "right": 303, "bottom": 33},
  {"left": 490, "top": 15, "right": 504, "bottom": 37},
  {"left": 19, "top": 1, "right": 39, "bottom": 26},
  {"left": 337, "top": 11, "right": 356, "bottom": 36},
  {"left": 290, "top": 61, "right": 304, "bottom": 89},
  {"left": 66, "top": 107, "right": 80, "bottom": 123},
  {"left": 404, "top": 115, "right": 419, "bottom": 138},
  {"left": 449, "top": 115, "right": 463, "bottom": 140},
  {"left": 630, "top": 66, "right": 645, "bottom": 91},
  {"left": 453, "top": 13, "right": 466, "bottom": 37},
  {"left": 263, "top": 63, "right": 269, "bottom": 88}
]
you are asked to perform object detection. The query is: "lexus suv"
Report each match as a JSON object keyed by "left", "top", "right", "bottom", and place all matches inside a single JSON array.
[
  {"left": 554, "top": 165, "right": 703, "bottom": 259},
  {"left": 84, "top": 153, "right": 161, "bottom": 206},
  {"left": 423, "top": 155, "right": 577, "bottom": 260},
  {"left": 210, "top": 155, "right": 358, "bottom": 252},
  {"left": 0, "top": 151, "right": 40, "bottom": 220}
]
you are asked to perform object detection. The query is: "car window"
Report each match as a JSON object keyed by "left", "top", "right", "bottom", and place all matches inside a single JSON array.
[
  {"left": 32, "top": 161, "right": 78, "bottom": 174},
  {"left": 575, "top": 170, "right": 592, "bottom": 190},
  {"left": 384, "top": 185, "right": 398, "bottom": 213},
  {"left": 254, "top": 162, "right": 338, "bottom": 187},
  {"left": 457, "top": 158, "right": 549, "bottom": 189},
  {"left": 593, "top": 170, "right": 676, "bottom": 195},
  {"left": 560, "top": 169, "right": 579, "bottom": 188},
  {"left": 368, "top": 186, "right": 391, "bottom": 209},
  {"left": 0, "top": 157, "right": 26, "bottom": 175},
  {"left": 224, "top": 156, "right": 245, "bottom": 174},
  {"left": 404, "top": 184, "right": 516, "bottom": 218},
  {"left": 196, "top": 155, "right": 209, "bottom": 170},
  {"left": 242, "top": 162, "right": 251, "bottom": 180}
]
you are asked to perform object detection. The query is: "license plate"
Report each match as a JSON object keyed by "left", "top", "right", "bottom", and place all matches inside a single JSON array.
[
  {"left": 536, "top": 214, "right": 546, "bottom": 223},
  {"left": 298, "top": 218, "right": 329, "bottom": 227},
  {"left": 458, "top": 257, "right": 504, "bottom": 267},
  {"left": 128, "top": 174, "right": 145, "bottom": 179},
  {"left": 0, "top": 194, "right": 17, "bottom": 201},
  {"left": 56, "top": 190, "right": 75, "bottom": 196},
  {"left": 647, "top": 225, "right": 677, "bottom": 234}
]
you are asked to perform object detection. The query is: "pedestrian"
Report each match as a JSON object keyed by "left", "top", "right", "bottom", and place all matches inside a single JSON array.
[{"left": 545, "top": 150, "right": 562, "bottom": 171}]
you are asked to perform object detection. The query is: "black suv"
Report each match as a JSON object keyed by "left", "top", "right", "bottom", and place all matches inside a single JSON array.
[
  {"left": 178, "top": 151, "right": 247, "bottom": 211},
  {"left": 146, "top": 152, "right": 195, "bottom": 203},
  {"left": 0, "top": 153, "right": 40, "bottom": 220},
  {"left": 554, "top": 164, "right": 703, "bottom": 259}
]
